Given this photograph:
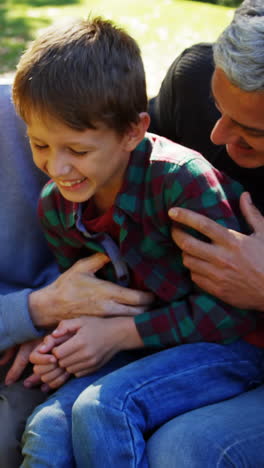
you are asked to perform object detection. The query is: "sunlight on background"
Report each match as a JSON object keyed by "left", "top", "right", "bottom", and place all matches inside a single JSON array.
[{"left": 1, "top": 0, "right": 235, "bottom": 96}]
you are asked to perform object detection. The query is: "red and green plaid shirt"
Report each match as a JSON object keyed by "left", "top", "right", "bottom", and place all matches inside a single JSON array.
[{"left": 38, "top": 133, "right": 256, "bottom": 348}]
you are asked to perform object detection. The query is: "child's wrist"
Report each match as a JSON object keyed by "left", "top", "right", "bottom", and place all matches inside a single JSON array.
[{"left": 113, "top": 317, "right": 144, "bottom": 350}]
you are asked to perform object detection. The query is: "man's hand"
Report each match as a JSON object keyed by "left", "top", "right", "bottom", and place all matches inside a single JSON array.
[
  {"left": 5, "top": 339, "right": 43, "bottom": 386},
  {"left": 0, "top": 347, "right": 17, "bottom": 366},
  {"left": 29, "top": 253, "right": 154, "bottom": 328},
  {"left": 169, "top": 192, "right": 264, "bottom": 310}
]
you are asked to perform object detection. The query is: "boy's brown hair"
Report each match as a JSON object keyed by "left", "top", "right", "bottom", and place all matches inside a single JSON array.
[{"left": 13, "top": 17, "right": 147, "bottom": 134}]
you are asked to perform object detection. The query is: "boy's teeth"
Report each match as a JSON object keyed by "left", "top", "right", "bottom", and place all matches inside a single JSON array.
[{"left": 59, "top": 178, "right": 85, "bottom": 187}]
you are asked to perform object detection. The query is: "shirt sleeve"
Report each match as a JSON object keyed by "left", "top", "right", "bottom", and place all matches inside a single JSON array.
[
  {"left": 0, "top": 258, "right": 59, "bottom": 351},
  {"left": 0, "top": 290, "right": 44, "bottom": 351},
  {"left": 135, "top": 156, "right": 256, "bottom": 347}
]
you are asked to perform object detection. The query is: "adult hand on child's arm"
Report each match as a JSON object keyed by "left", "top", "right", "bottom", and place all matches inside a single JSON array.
[
  {"left": 169, "top": 192, "right": 264, "bottom": 310},
  {"left": 29, "top": 253, "right": 154, "bottom": 328},
  {"left": 51, "top": 315, "right": 144, "bottom": 379}
]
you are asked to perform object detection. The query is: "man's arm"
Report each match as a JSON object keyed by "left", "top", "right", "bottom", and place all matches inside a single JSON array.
[
  {"left": 169, "top": 192, "right": 264, "bottom": 310},
  {"left": 29, "top": 253, "right": 154, "bottom": 328}
]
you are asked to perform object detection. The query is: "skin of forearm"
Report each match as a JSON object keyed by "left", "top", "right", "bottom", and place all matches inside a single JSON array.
[
  {"left": 114, "top": 316, "right": 144, "bottom": 350},
  {"left": 28, "top": 283, "right": 61, "bottom": 328}
]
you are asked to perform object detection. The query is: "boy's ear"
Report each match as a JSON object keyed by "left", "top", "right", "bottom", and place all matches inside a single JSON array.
[{"left": 123, "top": 112, "right": 150, "bottom": 151}]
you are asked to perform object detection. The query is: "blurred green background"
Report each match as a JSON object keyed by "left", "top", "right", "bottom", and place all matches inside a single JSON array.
[{"left": 0, "top": 0, "right": 242, "bottom": 95}]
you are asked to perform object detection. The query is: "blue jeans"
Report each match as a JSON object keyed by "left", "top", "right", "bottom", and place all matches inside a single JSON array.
[
  {"left": 21, "top": 340, "right": 264, "bottom": 468},
  {"left": 147, "top": 384, "right": 264, "bottom": 467}
]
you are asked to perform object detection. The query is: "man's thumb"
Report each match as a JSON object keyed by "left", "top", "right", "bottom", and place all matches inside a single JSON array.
[
  {"left": 77, "top": 253, "right": 110, "bottom": 275},
  {"left": 240, "top": 192, "right": 264, "bottom": 233}
]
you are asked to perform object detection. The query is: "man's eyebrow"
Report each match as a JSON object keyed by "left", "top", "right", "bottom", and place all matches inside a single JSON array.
[{"left": 210, "top": 89, "right": 264, "bottom": 136}]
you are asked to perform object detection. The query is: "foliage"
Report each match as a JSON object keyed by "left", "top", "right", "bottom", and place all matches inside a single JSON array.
[
  {"left": 1, "top": 0, "right": 236, "bottom": 95},
  {"left": 190, "top": 0, "right": 242, "bottom": 5}
]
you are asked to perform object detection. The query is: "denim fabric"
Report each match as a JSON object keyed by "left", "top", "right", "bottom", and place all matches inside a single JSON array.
[
  {"left": 21, "top": 341, "right": 264, "bottom": 468},
  {"left": 147, "top": 384, "right": 264, "bottom": 468},
  {"left": 21, "top": 351, "right": 141, "bottom": 468},
  {"left": 0, "top": 362, "right": 46, "bottom": 468}
]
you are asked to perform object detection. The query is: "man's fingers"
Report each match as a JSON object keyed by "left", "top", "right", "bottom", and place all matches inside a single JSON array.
[
  {"left": 5, "top": 350, "right": 28, "bottom": 385},
  {"left": 169, "top": 207, "right": 228, "bottom": 243},
  {"left": 240, "top": 192, "right": 264, "bottom": 233},
  {"left": 172, "top": 226, "right": 220, "bottom": 261},
  {"left": 0, "top": 347, "right": 17, "bottom": 366},
  {"left": 190, "top": 273, "right": 219, "bottom": 297},
  {"left": 23, "top": 373, "right": 42, "bottom": 388},
  {"left": 109, "top": 284, "right": 154, "bottom": 306},
  {"left": 75, "top": 253, "right": 110, "bottom": 274}
]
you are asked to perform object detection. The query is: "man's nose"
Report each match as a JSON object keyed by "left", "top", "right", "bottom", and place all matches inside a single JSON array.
[{"left": 210, "top": 115, "right": 239, "bottom": 146}]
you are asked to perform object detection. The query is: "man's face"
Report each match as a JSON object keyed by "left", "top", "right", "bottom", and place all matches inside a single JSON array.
[
  {"left": 211, "top": 67, "right": 264, "bottom": 168},
  {"left": 27, "top": 114, "right": 132, "bottom": 209}
]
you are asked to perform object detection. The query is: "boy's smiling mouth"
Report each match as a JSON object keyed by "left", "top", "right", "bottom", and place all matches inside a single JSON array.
[{"left": 57, "top": 177, "right": 87, "bottom": 188}]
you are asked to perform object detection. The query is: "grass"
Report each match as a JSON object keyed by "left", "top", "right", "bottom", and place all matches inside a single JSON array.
[{"left": 1, "top": 0, "right": 236, "bottom": 95}]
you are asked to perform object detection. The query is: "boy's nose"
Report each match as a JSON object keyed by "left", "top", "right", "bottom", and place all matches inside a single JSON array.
[{"left": 46, "top": 153, "right": 72, "bottom": 178}]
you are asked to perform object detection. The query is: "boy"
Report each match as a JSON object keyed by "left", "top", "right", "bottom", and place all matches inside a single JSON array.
[{"left": 13, "top": 17, "right": 264, "bottom": 467}]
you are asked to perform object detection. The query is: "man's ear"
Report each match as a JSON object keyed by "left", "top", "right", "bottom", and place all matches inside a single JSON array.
[{"left": 123, "top": 112, "right": 150, "bottom": 152}]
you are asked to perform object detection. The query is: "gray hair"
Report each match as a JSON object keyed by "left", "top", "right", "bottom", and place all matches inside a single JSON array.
[{"left": 213, "top": 0, "right": 264, "bottom": 91}]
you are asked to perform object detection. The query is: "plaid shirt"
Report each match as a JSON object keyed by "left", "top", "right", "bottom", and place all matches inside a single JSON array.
[{"left": 38, "top": 133, "right": 256, "bottom": 348}]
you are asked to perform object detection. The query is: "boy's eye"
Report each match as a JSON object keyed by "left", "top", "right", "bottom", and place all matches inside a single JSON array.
[
  {"left": 33, "top": 143, "right": 48, "bottom": 150},
  {"left": 70, "top": 148, "right": 88, "bottom": 156}
]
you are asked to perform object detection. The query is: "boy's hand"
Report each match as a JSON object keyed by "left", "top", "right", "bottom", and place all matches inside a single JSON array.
[
  {"left": 28, "top": 333, "right": 73, "bottom": 391},
  {"left": 52, "top": 315, "right": 143, "bottom": 377}
]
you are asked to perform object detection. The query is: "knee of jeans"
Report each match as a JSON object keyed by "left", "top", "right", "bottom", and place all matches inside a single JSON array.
[
  {"left": 23, "top": 399, "right": 65, "bottom": 444},
  {"left": 72, "top": 385, "right": 100, "bottom": 421}
]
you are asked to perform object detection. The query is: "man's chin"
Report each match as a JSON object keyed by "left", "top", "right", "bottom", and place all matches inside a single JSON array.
[{"left": 226, "top": 144, "right": 264, "bottom": 169}]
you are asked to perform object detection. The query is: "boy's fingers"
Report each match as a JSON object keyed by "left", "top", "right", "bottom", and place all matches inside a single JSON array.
[
  {"left": 46, "top": 371, "right": 71, "bottom": 390},
  {"left": 39, "top": 334, "right": 58, "bottom": 352},
  {"left": 40, "top": 367, "right": 68, "bottom": 385},
  {"left": 33, "top": 363, "right": 57, "bottom": 376},
  {"left": 52, "top": 337, "right": 77, "bottom": 360},
  {"left": 240, "top": 192, "right": 264, "bottom": 233},
  {"left": 30, "top": 350, "right": 57, "bottom": 366}
]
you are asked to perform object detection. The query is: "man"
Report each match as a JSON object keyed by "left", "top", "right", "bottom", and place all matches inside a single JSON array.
[
  {"left": 147, "top": 0, "right": 264, "bottom": 466},
  {"left": 0, "top": 83, "right": 153, "bottom": 466}
]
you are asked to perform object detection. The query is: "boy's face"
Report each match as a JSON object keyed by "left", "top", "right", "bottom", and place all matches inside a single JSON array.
[{"left": 27, "top": 114, "right": 132, "bottom": 209}]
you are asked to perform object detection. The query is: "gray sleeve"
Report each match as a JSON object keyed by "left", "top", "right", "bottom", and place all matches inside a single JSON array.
[
  {"left": 0, "top": 290, "right": 45, "bottom": 351},
  {"left": 0, "top": 83, "right": 59, "bottom": 350}
]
